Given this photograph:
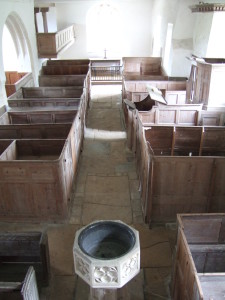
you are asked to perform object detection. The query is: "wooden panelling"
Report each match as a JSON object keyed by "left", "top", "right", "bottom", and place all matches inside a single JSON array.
[
  {"left": 125, "top": 99, "right": 202, "bottom": 151},
  {"left": 41, "top": 65, "right": 89, "bottom": 76},
  {"left": 8, "top": 98, "right": 81, "bottom": 108},
  {"left": 122, "top": 57, "right": 166, "bottom": 76},
  {"left": 46, "top": 59, "right": 90, "bottom": 66},
  {"left": 136, "top": 126, "right": 225, "bottom": 224},
  {"left": 5, "top": 72, "right": 34, "bottom": 97},
  {"left": 0, "top": 110, "right": 77, "bottom": 125},
  {"left": 22, "top": 87, "right": 83, "bottom": 98},
  {"left": 0, "top": 124, "right": 71, "bottom": 139},
  {"left": 0, "top": 231, "right": 50, "bottom": 288},
  {"left": 0, "top": 139, "right": 71, "bottom": 221},
  {"left": 172, "top": 214, "right": 225, "bottom": 300},
  {"left": 39, "top": 74, "right": 87, "bottom": 87}
]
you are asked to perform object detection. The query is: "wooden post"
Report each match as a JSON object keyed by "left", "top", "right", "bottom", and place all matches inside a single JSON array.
[
  {"left": 34, "top": 8, "right": 40, "bottom": 33},
  {"left": 171, "top": 126, "right": 176, "bottom": 156},
  {"left": 40, "top": 7, "right": 49, "bottom": 33},
  {"left": 198, "top": 126, "right": 204, "bottom": 156}
]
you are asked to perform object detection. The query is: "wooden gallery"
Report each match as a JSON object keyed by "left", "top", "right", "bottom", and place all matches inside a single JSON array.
[{"left": 0, "top": 1, "right": 225, "bottom": 299}]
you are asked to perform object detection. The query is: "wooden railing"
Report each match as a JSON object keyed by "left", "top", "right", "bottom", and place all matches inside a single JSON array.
[
  {"left": 91, "top": 65, "right": 122, "bottom": 81},
  {"left": 36, "top": 25, "right": 75, "bottom": 58}
]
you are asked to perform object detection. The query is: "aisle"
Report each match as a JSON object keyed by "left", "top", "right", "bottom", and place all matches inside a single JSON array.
[{"left": 70, "top": 84, "right": 144, "bottom": 226}]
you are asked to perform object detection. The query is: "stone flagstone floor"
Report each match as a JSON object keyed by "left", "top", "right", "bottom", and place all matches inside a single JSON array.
[{"left": 0, "top": 85, "right": 176, "bottom": 300}]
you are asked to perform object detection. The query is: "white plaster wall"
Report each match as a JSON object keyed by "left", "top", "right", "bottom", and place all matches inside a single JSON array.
[
  {"left": 0, "top": 0, "right": 40, "bottom": 105},
  {"left": 36, "top": 7, "right": 57, "bottom": 33},
  {"left": 56, "top": 0, "right": 153, "bottom": 59},
  {"left": 151, "top": 0, "right": 197, "bottom": 77},
  {"left": 192, "top": 13, "right": 213, "bottom": 58},
  {"left": 207, "top": 12, "right": 225, "bottom": 57}
]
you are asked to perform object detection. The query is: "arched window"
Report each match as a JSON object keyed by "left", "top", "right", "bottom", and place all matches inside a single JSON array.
[
  {"left": 3, "top": 14, "right": 32, "bottom": 73},
  {"left": 1, "top": 13, "right": 36, "bottom": 102},
  {"left": 3, "top": 25, "right": 18, "bottom": 71},
  {"left": 86, "top": 1, "right": 123, "bottom": 58}
]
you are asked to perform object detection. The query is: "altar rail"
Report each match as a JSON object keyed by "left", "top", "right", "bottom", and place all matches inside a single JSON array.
[{"left": 91, "top": 65, "right": 122, "bottom": 81}]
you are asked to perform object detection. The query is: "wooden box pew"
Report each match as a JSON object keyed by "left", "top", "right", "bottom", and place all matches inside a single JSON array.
[
  {"left": 7, "top": 97, "right": 81, "bottom": 109},
  {"left": 18, "top": 86, "right": 88, "bottom": 125},
  {"left": 43, "top": 59, "right": 91, "bottom": 97},
  {"left": 0, "top": 123, "right": 72, "bottom": 140},
  {"left": 122, "top": 77, "right": 187, "bottom": 103},
  {"left": 136, "top": 125, "right": 225, "bottom": 225},
  {"left": 7, "top": 87, "right": 87, "bottom": 126},
  {"left": 126, "top": 88, "right": 186, "bottom": 104},
  {"left": 8, "top": 85, "right": 89, "bottom": 118},
  {"left": 0, "top": 113, "right": 83, "bottom": 175},
  {"left": 38, "top": 74, "right": 91, "bottom": 106},
  {"left": 0, "top": 110, "right": 77, "bottom": 125},
  {"left": 8, "top": 86, "right": 84, "bottom": 100},
  {"left": 0, "top": 231, "right": 50, "bottom": 289},
  {"left": 172, "top": 213, "right": 225, "bottom": 300},
  {"left": 5, "top": 71, "right": 34, "bottom": 97},
  {"left": 41, "top": 64, "right": 89, "bottom": 76},
  {"left": 0, "top": 140, "right": 14, "bottom": 155},
  {"left": 0, "top": 139, "right": 75, "bottom": 222},
  {"left": 0, "top": 266, "right": 39, "bottom": 300},
  {"left": 7, "top": 92, "right": 87, "bottom": 133},
  {"left": 198, "top": 109, "right": 225, "bottom": 126},
  {"left": 124, "top": 93, "right": 202, "bottom": 151},
  {"left": 39, "top": 74, "right": 87, "bottom": 87},
  {"left": 122, "top": 57, "right": 167, "bottom": 76},
  {"left": 45, "top": 59, "right": 90, "bottom": 66},
  {"left": 39, "top": 65, "right": 91, "bottom": 104}
]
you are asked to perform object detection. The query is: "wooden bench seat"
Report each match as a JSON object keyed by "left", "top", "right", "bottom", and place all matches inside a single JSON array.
[{"left": 0, "top": 232, "right": 50, "bottom": 288}]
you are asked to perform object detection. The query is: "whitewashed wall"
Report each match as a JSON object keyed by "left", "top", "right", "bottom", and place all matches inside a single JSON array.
[
  {"left": 0, "top": 0, "right": 40, "bottom": 105},
  {"left": 151, "top": 0, "right": 197, "bottom": 77},
  {"left": 55, "top": 0, "right": 153, "bottom": 59}
]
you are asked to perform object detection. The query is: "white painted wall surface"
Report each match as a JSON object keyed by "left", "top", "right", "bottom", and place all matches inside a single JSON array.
[
  {"left": 0, "top": 0, "right": 40, "bottom": 105},
  {"left": 192, "top": 13, "right": 213, "bottom": 58},
  {"left": 36, "top": 7, "right": 57, "bottom": 33},
  {"left": 56, "top": 0, "right": 153, "bottom": 59},
  {"left": 151, "top": 0, "right": 197, "bottom": 77},
  {"left": 207, "top": 12, "right": 225, "bottom": 57}
]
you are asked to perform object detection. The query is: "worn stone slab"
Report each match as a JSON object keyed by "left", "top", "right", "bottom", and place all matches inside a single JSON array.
[
  {"left": 50, "top": 275, "right": 76, "bottom": 300},
  {"left": 82, "top": 203, "right": 132, "bottom": 225},
  {"left": 141, "top": 241, "right": 172, "bottom": 268},
  {"left": 85, "top": 175, "right": 130, "bottom": 206},
  {"left": 115, "top": 162, "right": 136, "bottom": 173},
  {"left": 125, "top": 269, "right": 145, "bottom": 300},
  {"left": 69, "top": 205, "right": 82, "bottom": 224},
  {"left": 82, "top": 140, "right": 111, "bottom": 156},
  {"left": 144, "top": 268, "right": 172, "bottom": 300},
  {"left": 74, "top": 277, "right": 90, "bottom": 300},
  {"left": 47, "top": 225, "right": 80, "bottom": 275}
]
